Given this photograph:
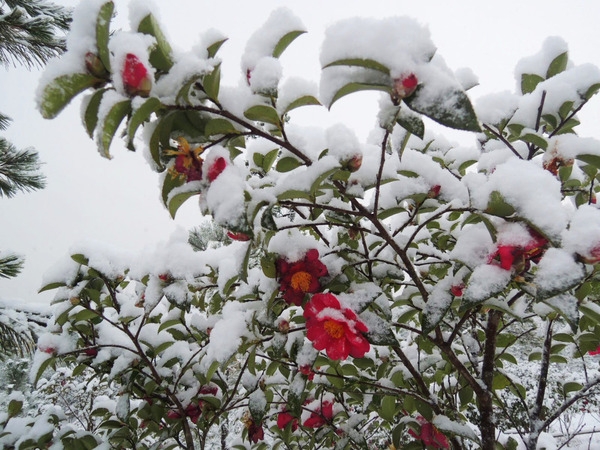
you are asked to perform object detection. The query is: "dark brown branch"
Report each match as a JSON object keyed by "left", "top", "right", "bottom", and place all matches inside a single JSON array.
[{"left": 483, "top": 124, "right": 523, "bottom": 160}]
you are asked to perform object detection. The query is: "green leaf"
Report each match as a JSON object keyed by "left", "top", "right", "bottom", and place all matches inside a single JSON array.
[
  {"left": 365, "top": 317, "right": 397, "bottom": 345},
  {"left": 161, "top": 171, "right": 185, "bottom": 206},
  {"left": 71, "top": 253, "right": 89, "bottom": 265},
  {"left": 207, "top": 38, "right": 228, "bottom": 58},
  {"left": 580, "top": 302, "right": 600, "bottom": 326},
  {"left": 521, "top": 133, "right": 547, "bottom": 150},
  {"left": 584, "top": 83, "right": 600, "bottom": 101},
  {"left": 562, "top": 381, "right": 583, "bottom": 395},
  {"left": 96, "top": 2, "right": 114, "bottom": 72},
  {"left": 40, "top": 74, "right": 101, "bottom": 119},
  {"left": 137, "top": 13, "right": 174, "bottom": 71},
  {"left": 485, "top": 191, "right": 515, "bottom": 217},
  {"left": 546, "top": 51, "right": 568, "bottom": 79},
  {"left": 168, "top": 189, "right": 201, "bottom": 219},
  {"left": 323, "top": 58, "right": 390, "bottom": 75},
  {"left": 38, "top": 281, "right": 67, "bottom": 293},
  {"left": 405, "top": 86, "right": 481, "bottom": 132},
  {"left": 203, "top": 64, "right": 221, "bottom": 101},
  {"left": 422, "top": 294, "right": 453, "bottom": 334},
  {"left": 272, "top": 30, "right": 306, "bottom": 58},
  {"left": 277, "top": 189, "right": 312, "bottom": 201},
  {"left": 127, "top": 97, "right": 162, "bottom": 148},
  {"left": 33, "top": 355, "right": 55, "bottom": 387},
  {"left": 205, "top": 118, "right": 238, "bottom": 136},
  {"left": 97, "top": 99, "right": 132, "bottom": 158},
  {"left": 8, "top": 399, "right": 23, "bottom": 418},
  {"left": 244, "top": 104, "right": 280, "bottom": 126},
  {"left": 282, "top": 95, "right": 321, "bottom": 115},
  {"left": 521, "top": 73, "right": 545, "bottom": 95},
  {"left": 175, "top": 74, "right": 204, "bottom": 105},
  {"left": 380, "top": 396, "right": 397, "bottom": 422},
  {"left": 397, "top": 112, "right": 425, "bottom": 139},
  {"left": 83, "top": 88, "right": 108, "bottom": 138},
  {"left": 276, "top": 156, "right": 302, "bottom": 173},
  {"left": 262, "top": 149, "right": 279, "bottom": 172},
  {"left": 328, "top": 82, "right": 391, "bottom": 109},
  {"left": 576, "top": 154, "right": 600, "bottom": 170}
]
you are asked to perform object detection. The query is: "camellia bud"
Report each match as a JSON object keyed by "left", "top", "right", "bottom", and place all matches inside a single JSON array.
[
  {"left": 84, "top": 52, "right": 108, "bottom": 78},
  {"left": 392, "top": 73, "right": 418, "bottom": 103},
  {"left": 122, "top": 53, "right": 152, "bottom": 97},
  {"left": 207, "top": 157, "right": 227, "bottom": 182},
  {"left": 427, "top": 184, "right": 441, "bottom": 198},
  {"left": 70, "top": 296, "right": 81, "bottom": 306},
  {"left": 84, "top": 347, "right": 98, "bottom": 357},
  {"left": 450, "top": 284, "right": 464, "bottom": 297},
  {"left": 227, "top": 230, "right": 251, "bottom": 241},
  {"left": 344, "top": 153, "right": 363, "bottom": 173}
]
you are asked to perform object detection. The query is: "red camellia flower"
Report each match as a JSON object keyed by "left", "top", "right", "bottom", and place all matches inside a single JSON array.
[
  {"left": 122, "top": 53, "right": 152, "bottom": 97},
  {"left": 276, "top": 249, "right": 329, "bottom": 306},
  {"left": 450, "top": 284, "right": 464, "bottom": 297},
  {"left": 167, "top": 137, "right": 204, "bottom": 182},
  {"left": 580, "top": 244, "right": 600, "bottom": 264},
  {"left": 207, "top": 157, "right": 227, "bottom": 182},
  {"left": 299, "top": 364, "right": 315, "bottom": 380},
  {"left": 227, "top": 230, "right": 251, "bottom": 241},
  {"left": 409, "top": 416, "right": 450, "bottom": 449},
  {"left": 489, "top": 231, "right": 548, "bottom": 272},
  {"left": 303, "top": 293, "right": 370, "bottom": 360},
  {"left": 303, "top": 400, "right": 334, "bottom": 428},
  {"left": 392, "top": 73, "right": 418, "bottom": 102},
  {"left": 277, "top": 410, "right": 298, "bottom": 431}
]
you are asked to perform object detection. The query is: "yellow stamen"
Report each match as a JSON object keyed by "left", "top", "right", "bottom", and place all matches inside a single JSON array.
[
  {"left": 290, "top": 271, "right": 312, "bottom": 292},
  {"left": 323, "top": 320, "right": 345, "bottom": 339}
]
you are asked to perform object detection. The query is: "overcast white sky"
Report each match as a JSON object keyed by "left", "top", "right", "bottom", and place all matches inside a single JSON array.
[{"left": 2, "top": 0, "right": 600, "bottom": 308}]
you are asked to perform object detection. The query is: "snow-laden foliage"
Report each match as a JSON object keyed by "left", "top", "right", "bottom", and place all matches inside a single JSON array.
[{"left": 5, "top": 1, "right": 600, "bottom": 449}]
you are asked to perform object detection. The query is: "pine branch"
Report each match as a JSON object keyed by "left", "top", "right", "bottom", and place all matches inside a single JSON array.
[
  {"left": 0, "top": 137, "right": 46, "bottom": 197},
  {"left": 0, "top": 112, "right": 11, "bottom": 131},
  {"left": 0, "top": 252, "right": 24, "bottom": 278},
  {"left": 0, "top": 0, "right": 71, "bottom": 69},
  {"left": 0, "top": 319, "right": 35, "bottom": 358}
]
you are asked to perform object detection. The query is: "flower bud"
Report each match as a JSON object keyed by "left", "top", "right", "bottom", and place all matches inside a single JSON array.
[
  {"left": 392, "top": 73, "right": 418, "bottom": 103},
  {"left": 208, "top": 157, "right": 227, "bottom": 182},
  {"left": 122, "top": 53, "right": 152, "bottom": 97},
  {"left": 85, "top": 52, "right": 108, "bottom": 78},
  {"left": 227, "top": 230, "right": 251, "bottom": 241}
]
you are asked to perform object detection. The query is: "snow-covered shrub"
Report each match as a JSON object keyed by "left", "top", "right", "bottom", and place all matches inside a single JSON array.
[{"left": 4, "top": 1, "right": 600, "bottom": 449}]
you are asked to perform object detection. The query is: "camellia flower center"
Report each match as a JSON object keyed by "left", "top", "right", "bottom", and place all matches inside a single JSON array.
[
  {"left": 290, "top": 271, "right": 312, "bottom": 292},
  {"left": 323, "top": 320, "right": 345, "bottom": 339}
]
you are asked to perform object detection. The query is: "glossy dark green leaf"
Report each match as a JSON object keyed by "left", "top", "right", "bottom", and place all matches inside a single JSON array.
[
  {"left": 546, "top": 51, "right": 568, "bottom": 79},
  {"left": 521, "top": 73, "right": 544, "bottom": 95},
  {"left": 137, "top": 13, "right": 173, "bottom": 71},
  {"left": 244, "top": 104, "right": 280, "bottom": 126},
  {"left": 520, "top": 133, "right": 547, "bottom": 150},
  {"left": 576, "top": 154, "right": 600, "bottom": 170},
  {"left": 98, "top": 99, "right": 132, "bottom": 158},
  {"left": 380, "top": 396, "right": 397, "bottom": 422},
  {"left": 323, "top": 58, "right": 390, "bottom": 75},
  {"left": 272, "top": 30, "right": 306, "bottom": 58},
  {"left": 40, "top": 74, "right": 101, "bottom": 119},
  {"left": 161, "top": 171, "right": 184, "bottom": 206},
  {"left": 405, "top": 85, "right": 481, "bottom": 132},
  {"left": 96, "top": 2, "right": 114, "bottom": 72}
]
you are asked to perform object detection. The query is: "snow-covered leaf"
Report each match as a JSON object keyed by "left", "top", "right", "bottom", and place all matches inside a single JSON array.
[
  {"left": 546, "top": 51, "right": 568, "bottom": 79},
  {"left": 137, "top": 13, "right": 173, "bottom": 71},
  {"left": 244, "top": 104, "right": 280, "bottom": 126},
  {"left": 327, "top": 82, "right": 391, "bottom": 109},
  {"left": 521, "top": 73, "right": 544, "bottom": 95},
  {"left": 97, "top": 99, "right": 131, "bottom": 158},
  {"left": 96, "top": 1, "right": 114, "bottom": 72},
  {"left": 203, "top": 64, "right": 221, "bottom": 101},
  {"left": 40, "top": 74, "right": 101, "bottom": 119},
  {"left": 323, "top": 58, "right": 391, "bottom": 75},
  {"left": 207, "top": 38, "right": 228, "bottom": 58},
  {"left": 282, "top": 95, "right": 321, "bottom": 115},
  {"left": 83, "top": 88, "right": 108, "bottom": 137},
  {"left": 127, "top": 97, "right": 162, "bottom": 148},
  {"left": 272, "top": 30, "right": 306, "bottom": 58}
]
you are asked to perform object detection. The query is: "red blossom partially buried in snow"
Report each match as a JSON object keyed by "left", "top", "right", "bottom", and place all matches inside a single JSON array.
[
  {"left": 392, "top": 73, "right": 418, "bottom": 103},
  {"left": 122, "top": 53, "right": 152, "bottom": 97},
  {"left": 166, "top": 137, "right": 204, "bottom": 182},
  {"left": 303, "top": 400, "right": 334, "bottom": 428},
  {"left": 408, "top": 416, "right": 450, "bottom": 449},
  {"left": 207, "top": 157, "right": 227, "bottom": 182},
  {"left": 276, "top": 249, "right": 329, "bottom": 306},
  {"left": 303, "top": 293, "right": 370, "bottom": 360},
  {"left": 488, "top": 230, "right": 548, "bottom": 272}
]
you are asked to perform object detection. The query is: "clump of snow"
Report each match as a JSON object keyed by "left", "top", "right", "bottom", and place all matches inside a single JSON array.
[
  {"left": 470, "top": 158, "right": 568, "bottom": 238},
  {"left": 277, "top": 77, "right": 319, "bottom": 115},
  {"left": 514, "top": 36, "right": 569, "bottom": 84},
  {"left": 320, "top": 16, "right": 435, "bottom": 79},
  {"left": 465, "top": 264, "right": 512, "bottom": 303},
  {"left": 535, "top": 248, "right": 584, "bottom": 294},
  {"left": 326, "top": 123, "right": 361, "bottom": 162},
  {"left": 108, "top": 31, "right": 156, "bottom": 97},
  {"left": 241, "top": 7, "right": 305, "bottom": 72},
  {"left": 248, "top": 56, "right": 282, "bottom": 94},
  {"left": 454, "top": 67, "right": 479, "bottom": 91},
  {"left": 476, "top": 91, "right": 519, "bottom": 125},
  {"left": 562, "top": 205, "right": 600, "bottom": 258},
  {"left": 128, "top": 0, "right": 160, "bottom": 30}
]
